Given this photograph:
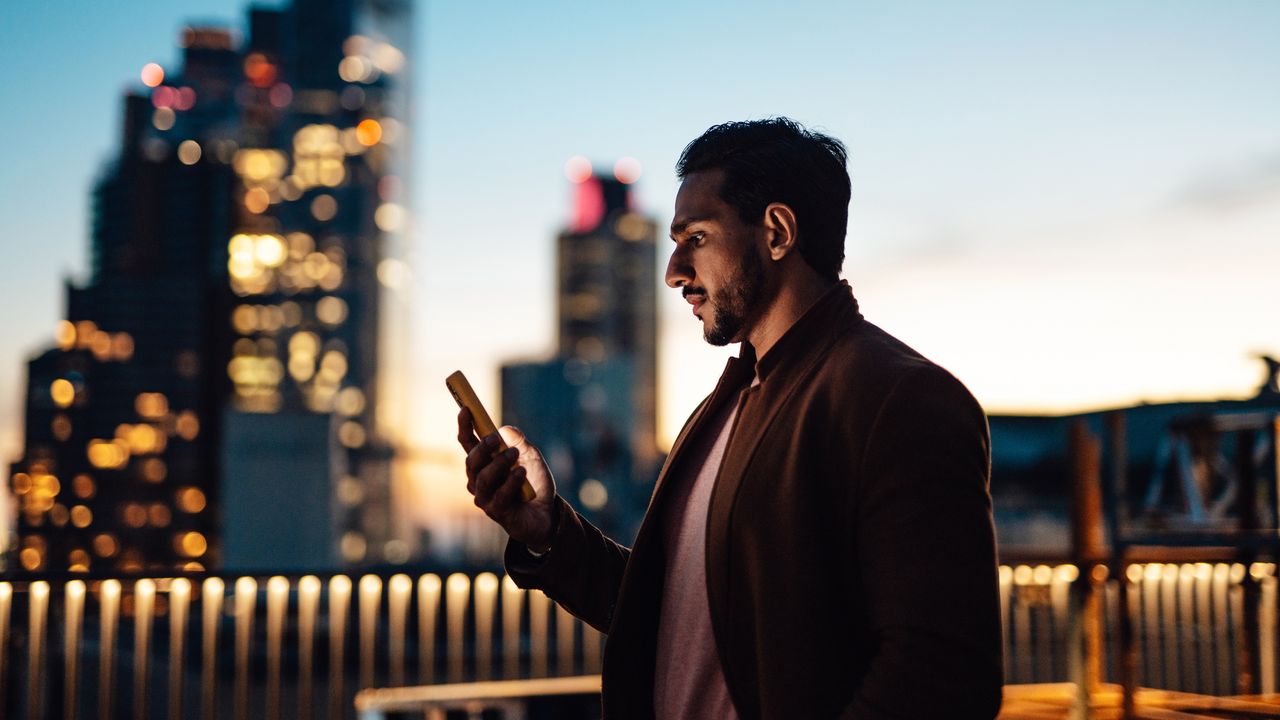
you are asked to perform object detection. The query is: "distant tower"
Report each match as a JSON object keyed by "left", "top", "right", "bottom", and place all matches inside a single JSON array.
[
  {"left": 6, "top": 0, "right": 412, "bottom": 573},
  {"left": 1257, "top": 355, "right": 1280, "bottom": 398},
  {"left": 501, "top": 158, "right": 660, "bottom": 542}
]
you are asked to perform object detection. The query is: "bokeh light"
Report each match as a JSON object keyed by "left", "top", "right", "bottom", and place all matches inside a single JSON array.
[
  {"left": 564, "top": 155, "right": 592, "bottom": 183},
  {"left": 613, "top": 156, "right": 642, "bottom": 184},
  {"left": 355, "top": 118, "right": 382, "bottom": 146},
  {"left": 140, "top": 63, "right": 164, "bottom": 88}
]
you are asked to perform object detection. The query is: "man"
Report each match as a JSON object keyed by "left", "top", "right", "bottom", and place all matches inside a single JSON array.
[{"left": 458, "top": 118, "right": 1003, "bottom": 719}]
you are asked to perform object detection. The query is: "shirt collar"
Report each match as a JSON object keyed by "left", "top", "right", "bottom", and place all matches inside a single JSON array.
[{"left": 739, "top": 279, "right": 863, "bottom": 382}]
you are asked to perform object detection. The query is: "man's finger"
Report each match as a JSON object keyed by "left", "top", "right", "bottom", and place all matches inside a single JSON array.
[
  {"left": 491, "top": 465, "right": 529, "bottom": 511},
  {"left": 456, "top": 408, "right": 479, "bottom": 453},
  {"left": 475, "top": 447, "right": 516, "bottom": 507},
  {"left": 465, "top": 433, "right": 501, "bottom": 482}
]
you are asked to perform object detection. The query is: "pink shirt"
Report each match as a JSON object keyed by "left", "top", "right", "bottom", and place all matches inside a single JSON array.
[{"left": 653, "top": 397, "right": 742, "bottom": 719}]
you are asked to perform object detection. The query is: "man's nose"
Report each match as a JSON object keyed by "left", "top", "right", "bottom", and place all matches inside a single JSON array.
[{"left": 665, "top": 248, "right": 692, "bottom": 289}]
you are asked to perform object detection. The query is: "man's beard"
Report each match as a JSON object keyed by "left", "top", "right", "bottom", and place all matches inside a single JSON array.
[{"left": 704, "top": 250, "right": 766, "bottom": 346}]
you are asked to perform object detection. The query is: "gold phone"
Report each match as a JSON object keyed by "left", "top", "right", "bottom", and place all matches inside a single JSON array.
[{"left": 446, "top": 370, "right": 537, "bottom": 502}]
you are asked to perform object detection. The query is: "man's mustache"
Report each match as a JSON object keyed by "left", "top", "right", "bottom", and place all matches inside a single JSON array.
[{"left": 682, "top": 287, "right": 707, "bottom": 299}]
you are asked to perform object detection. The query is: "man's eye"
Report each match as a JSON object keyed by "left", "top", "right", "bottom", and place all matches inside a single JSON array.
[{"left": 690, "top": 233, "right": 706, "bottom": 246}]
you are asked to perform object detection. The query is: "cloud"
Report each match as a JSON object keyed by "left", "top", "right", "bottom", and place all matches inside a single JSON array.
[{"left": 1174, "top": 153, "right": 1280, "bottom": 212}]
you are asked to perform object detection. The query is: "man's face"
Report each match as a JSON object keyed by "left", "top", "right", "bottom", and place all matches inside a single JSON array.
[{"left": 665, "top": 170, "right": 769, "bottom": 346}]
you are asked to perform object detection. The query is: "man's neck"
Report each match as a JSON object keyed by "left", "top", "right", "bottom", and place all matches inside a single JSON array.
[{"left": 746, "top": 273, "right": 837, "bottom": 360}]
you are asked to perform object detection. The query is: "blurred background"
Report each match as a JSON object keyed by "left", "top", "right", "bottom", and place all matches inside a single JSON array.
[
  {"left": 1, "top": 0, "right": 1279, "bottom": 716},
  {"left": 2, "top": 0, "right": 1280, "bottom": 571},
  {"left": 2, "top": 1, "right": 1280, "bottom": 571}
]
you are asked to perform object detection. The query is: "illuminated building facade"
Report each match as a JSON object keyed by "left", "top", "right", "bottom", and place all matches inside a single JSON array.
[
  {"left": 7, "top": 0, "right": 412, "bottom": 572},
  {"left": 501, "top": 166, "right": 660, "bottom": 542}
]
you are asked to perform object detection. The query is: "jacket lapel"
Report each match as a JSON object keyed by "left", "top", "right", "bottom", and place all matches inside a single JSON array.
[
  {"left": 601, "top": 353, "right": 757, "bottom": 718},
  {"left": 641, "top": 353, "right": 755, "bottom": 521},
  {"left": 703, "top": 283, "right": 864, "bottom": 690}
]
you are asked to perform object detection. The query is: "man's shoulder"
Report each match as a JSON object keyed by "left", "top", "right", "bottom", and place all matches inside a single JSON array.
[
  {"left": 811, "top": 318, "right": 981, "bottom": 417},
  {"left": 817, "top": 318, "right": 934, "bottom": 386}
]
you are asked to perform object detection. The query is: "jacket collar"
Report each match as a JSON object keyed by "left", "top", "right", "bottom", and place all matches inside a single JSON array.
[
  {"left": 642, "top": 280, "right": 864, "bottom": 514},
  {"left": 742, "top": 279, "right": 863, "bottom": 383}
]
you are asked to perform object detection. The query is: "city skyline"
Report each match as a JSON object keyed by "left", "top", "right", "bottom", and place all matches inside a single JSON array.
[
  {"left": 3, "top": 1, "right": 1279, "bottom": 534},
  {"left": 5, "top": 0, "right": 413, "bottom": 571}
]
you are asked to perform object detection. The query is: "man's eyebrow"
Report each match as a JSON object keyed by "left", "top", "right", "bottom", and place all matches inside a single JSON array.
[{"left": 669, "top": 216, "right": 710, "bottom": 238}]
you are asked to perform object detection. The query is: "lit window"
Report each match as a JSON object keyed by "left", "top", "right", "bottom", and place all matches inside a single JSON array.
[
  {"left": 292, "top": 125, "right": 345, "bottom": 190},
  {"left": 310, "top": 194, "right": 337, "bottom": 221},
  {"left": 19, "top": 547, "right": 43, "bottom": 571},
  {"left": 176, "top": 411, "right": 200, "bottom": 440},
  {"left": 51, "top": 379, "right": 75, "bottom": 408},
  {"left": 178, "top": 531, "right": 208, "bottom": 558},
  {"left": 176, "top": 486, "right": 207, "bottom": 514},
  {"left": 177, "top": 140, "right": 202, "bottom": 165},
  {"left": 579, "top": 480, "right": 609, "bottom": 510},
  {"left": 135, "top": 393, "right": 169, "bottom": 418},
  {"left": 72, "top": 474, "right": 95, "bottom": 499},
  {"left": 141, "top": 458, "right": 167, "bottom": 483},
  {"left": 338, "top": 420, "right": 365, "bottom": 448},
  {"left": 374, "top": 203, "right": 405, "bottom": 232},
  {"left": 70, "top": 505, "right": 93, "bottom": 528},
  {"left": 148, "top": 503, "right": 171, "bottom": 527},
  {"left": 335, "top": 387, "right": 365, "bottom": 416},
  {"left": 51, "top": 414, "right": 72, "bottom": 441},
  {"left": 340, "top": 531, "right": 367, "bottom": 562},
  {"left": 87, "top": 439, "right": 130, "bottom": 469},
  {"left": 55, "top": 321, "right": 76, "bottom": 350},
  {"left": 122, "top": 503, "right": 147, "bottom": 528},
  {"left": 355, "top": 119, "right": 382, "bottom": 146},
  {"left": 152, "top": 107, "right": 176, "bottom": 131},
  {"left": 316, "top": 296, "right": 348, "bottom": 325},
  {"left": 93, "top": 533, "right": 118, "bottom": 557},
  {"left": 68, "top": 549, "right": 90, "bottom": 572}
]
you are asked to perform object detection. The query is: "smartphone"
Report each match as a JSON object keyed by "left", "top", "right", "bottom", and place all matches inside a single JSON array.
[{"left": 446, "top": 370, "right": 537, "bottom": 502}]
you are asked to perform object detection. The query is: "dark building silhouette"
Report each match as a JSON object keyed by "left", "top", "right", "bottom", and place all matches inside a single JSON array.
[
  {"left": 990, "top": 362, "right": 1280, "bottom": 554},
  {"left": 501, "top": 168, "right": 661, "bottom": 542},
  {"left": 7, "top": 0, "right": 412, "bottom": 573}
]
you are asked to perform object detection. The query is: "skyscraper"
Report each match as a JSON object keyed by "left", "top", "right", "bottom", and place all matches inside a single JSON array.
[
  {"left": 6, "top": 0, "right": 412, "bottom": 573},
  {"left": 501, "top": 163, "right": 660, "bottom": 542}
]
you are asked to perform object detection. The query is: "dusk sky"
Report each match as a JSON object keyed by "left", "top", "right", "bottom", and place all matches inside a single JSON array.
[{"left": 3, "top": 1, "right": 1278, "bottom": 519}]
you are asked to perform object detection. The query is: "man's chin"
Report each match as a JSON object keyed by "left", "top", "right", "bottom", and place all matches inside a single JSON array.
[{"left": 703, "top": 317, "right": 737, "bottom": 347}]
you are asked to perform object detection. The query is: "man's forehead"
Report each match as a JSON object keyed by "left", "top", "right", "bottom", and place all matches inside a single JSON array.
[{"left": 671, "top": 170, "right": 726, "bottom": 231}]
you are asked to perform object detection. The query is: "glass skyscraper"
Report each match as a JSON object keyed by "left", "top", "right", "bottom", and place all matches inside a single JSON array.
[{"left": 7, "top": 0, "right": 412, "bottom": 573}]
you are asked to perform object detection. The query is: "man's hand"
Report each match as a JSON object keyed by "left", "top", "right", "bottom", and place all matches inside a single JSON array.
[{"left": 457, "top": 407, "right": 558, "bottom": 550}]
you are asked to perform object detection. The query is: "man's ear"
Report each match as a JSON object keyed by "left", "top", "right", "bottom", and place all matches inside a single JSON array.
[{"left": 762, "top": 202, "right": 798, "bottom": 261}]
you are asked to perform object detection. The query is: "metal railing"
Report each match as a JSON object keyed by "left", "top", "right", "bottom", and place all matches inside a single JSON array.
[
  {"left": 0, "top": 571, "right": 602, "bottom": 720},
  {"left": 1, "top": 561, "right": 1276, "bottom": 718},
  {"left": 999, "top": 561, "right": 1278, "bottom": 695}
]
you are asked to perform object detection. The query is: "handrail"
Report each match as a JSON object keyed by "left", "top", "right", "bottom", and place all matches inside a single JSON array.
[{"left": 354, "top": 674, "right": 601, "bottom": 711}]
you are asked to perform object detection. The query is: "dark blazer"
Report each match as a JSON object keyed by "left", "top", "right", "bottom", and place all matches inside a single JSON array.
[{"left": 507, "top": 282, "right": 1003, "bottom": 719}]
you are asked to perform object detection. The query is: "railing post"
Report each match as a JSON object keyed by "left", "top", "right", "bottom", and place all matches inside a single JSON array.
[
  {"left": 27, "top": 580, "right": 49, "bottom": 720},
  {"left": 101, "top": 579, "right": 123, "bottom": 720},
  {"left": 200, "top": 577, "right": 224, "bottom": 720},
  {"left": 0, "top": 582, "right": 11, "bottom": 712},
  {"left": 387, "top": 574, "right": 412, "bottom": 688},
  {"left": 298, "top": 575, "right": 322, "bottom": 720},
  {"left": 1106, "top": 412, "right": 1138, "bottom": 719},
  {"left": 1117, "top": 566, "right": 1138, "bottom": 719},
  {"left": 168, "top": 578, "right": 191, "bottom": 720},
  {"left": 64, "top": 580, "right": 86, "bottom": 720},
  {"left": 1069, "top": 420, "right": 1104, "bottom": 719},
  {"left": 1238, "top": 428, "right": 1261, "bottom": 695},
  {"left": 134, "top": 579, "right": 156, "bottom": 720}
]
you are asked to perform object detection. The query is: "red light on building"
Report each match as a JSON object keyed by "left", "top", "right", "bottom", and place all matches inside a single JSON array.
[{"left": 571, "top": 176, "right": 605, "bottom": 233}]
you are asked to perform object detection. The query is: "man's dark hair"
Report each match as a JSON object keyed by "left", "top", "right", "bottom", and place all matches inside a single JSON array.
[{"left": 676, "top": 117, "right": 850, "bottom": 281}]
